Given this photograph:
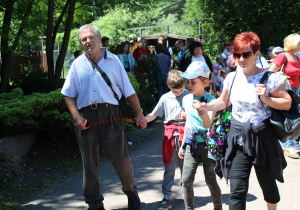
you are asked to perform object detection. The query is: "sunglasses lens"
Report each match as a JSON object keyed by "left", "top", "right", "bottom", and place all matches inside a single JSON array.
[
  {"left": 233, "top": 53, "right": 241, "bottom": 59},
  {"left": 243, "top": 52, "right": 253, "bottom": 58},
  {"left": 234, "top": 52, "right": 253, "bottom": 59}
]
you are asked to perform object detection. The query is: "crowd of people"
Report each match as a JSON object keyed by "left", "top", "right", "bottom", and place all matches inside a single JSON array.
[{"left": 64, "top": 23, "right": 300, "bottom": 210}]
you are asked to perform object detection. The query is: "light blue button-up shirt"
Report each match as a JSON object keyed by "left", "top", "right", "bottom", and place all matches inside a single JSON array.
[{"left": 61, "top": 49, "right": 136, "bottom": 110}]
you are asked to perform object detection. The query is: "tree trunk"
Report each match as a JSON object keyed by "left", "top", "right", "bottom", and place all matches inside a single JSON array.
[
  {"left": 0, "top": 0, "right": 15, "bottom": 93},
  {"left": 46, "top": 0, "right": 55, "bottom": 91},
  {"left": 47, "top": 0, "right": 76, "bottom": 91},
  {"left": 52, "top": 0, "right": 76, "bottom": 90}
]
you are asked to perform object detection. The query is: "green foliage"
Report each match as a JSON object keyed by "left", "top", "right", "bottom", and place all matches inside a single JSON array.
[
  {"left": 182, "top": 0, "right": 300, "bottom": 57},
  {"left": 0, "top": 88, "right": 73, "bottom": 139},
  {"left": 10, "top": 63, "right": 48, "bottom": 95},
  {"left": 65, "top": 4, "right": 197, "bottom": 52},
  {"left": 133, "top": 54, "right": 158, "bottom": 114}
]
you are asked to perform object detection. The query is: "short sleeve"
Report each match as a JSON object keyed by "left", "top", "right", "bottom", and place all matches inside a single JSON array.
[
  {"left": 152, "top": 95, "right": 165, "bottom": 117},
  {"left": 272, "top": 53, "right": 286, "bottom": 66},
  {"left": 266, "top": 73, "right": 282, "bottom": 93}
]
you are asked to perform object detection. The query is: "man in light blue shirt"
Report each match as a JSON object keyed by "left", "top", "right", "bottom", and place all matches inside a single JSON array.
[{"left": 61, "top": 24, "right": 146, "bottom": 210}]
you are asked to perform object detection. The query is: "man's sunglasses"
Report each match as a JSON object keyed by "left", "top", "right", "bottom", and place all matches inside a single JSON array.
[{"left": 233, "top": 51, "right": 254, "bottom": 59}]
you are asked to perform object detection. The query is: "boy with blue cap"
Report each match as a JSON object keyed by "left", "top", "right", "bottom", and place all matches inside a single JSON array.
[{"left": 178, "top": 61, "right": 222, "bottom": 210}]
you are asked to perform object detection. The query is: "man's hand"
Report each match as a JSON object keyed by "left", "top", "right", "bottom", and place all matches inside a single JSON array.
[
  {"left": 74, "top": 115, "right": 89, "bottom": 130},
  {"left": 136, "top": 112, "right": 147, "bottom": 129}
]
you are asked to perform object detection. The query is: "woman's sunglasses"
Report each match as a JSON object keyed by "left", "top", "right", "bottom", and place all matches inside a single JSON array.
[{"left": 233, "top": 51, "right": 254, "bottom": 59}]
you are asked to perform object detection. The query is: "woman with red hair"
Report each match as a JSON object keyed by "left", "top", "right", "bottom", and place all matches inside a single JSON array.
[{"left": 197, "top": 31, "right": 291, "bottom": 210}]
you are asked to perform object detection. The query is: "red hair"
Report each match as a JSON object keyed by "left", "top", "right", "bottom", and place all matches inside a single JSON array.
[{"left": 233, "top": 31, "right": 261, "bottom": 53}]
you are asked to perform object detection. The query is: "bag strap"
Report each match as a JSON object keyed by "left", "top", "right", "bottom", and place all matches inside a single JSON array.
[
  {"left": 259, "top": 71, "right": 273, "bottom": 112},
  {"left": 260, "top": 71, "right": 273, "bottom": 85},
  {"left": 225, "top": 71, "right": 237, "bottom": 111},
  {"left": 280, "top": 55, "right": 288, "bottom": 73},
  {"left": 85, "top": 53, "right": 119, "bottom": 101}
]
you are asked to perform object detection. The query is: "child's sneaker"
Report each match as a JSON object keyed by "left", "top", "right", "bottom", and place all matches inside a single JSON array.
[{"left": 158, "top": 198, "right": 172, "bottom": 210}]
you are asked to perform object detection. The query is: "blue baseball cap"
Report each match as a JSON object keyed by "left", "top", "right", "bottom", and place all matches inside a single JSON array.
[
  {"left": 267, "top": 46, "right": 275, "bottom": 51},
  {"left": 179, "top": 61, "right": 211, "bottom": 79}
]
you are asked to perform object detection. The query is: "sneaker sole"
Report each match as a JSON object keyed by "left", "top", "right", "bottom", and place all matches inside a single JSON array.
[
  {"left": 284, "top": 150, "right": 300, "bottom": 159},
  {"left": 158, "top": 205, "right": 172, "bottom": 210}
]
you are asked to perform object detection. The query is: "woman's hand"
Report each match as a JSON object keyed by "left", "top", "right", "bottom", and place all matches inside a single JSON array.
[
  {"left": 256, "top": 84, "right": 267, "bottom": 101},
  {"left": 178, "top": 147, "right": 184, "bottom": 159}
]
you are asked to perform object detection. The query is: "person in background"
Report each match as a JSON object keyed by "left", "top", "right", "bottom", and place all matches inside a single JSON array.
[
  {"left": 269, "top": 33, "right": 300, "bottom": 159},
  {"left": 201, "top": 31, "right": 291, "bottom": 210},
  {"left": 133, "top": 38, "right": 151, "bottom": 63},
  {"left": 180, "top": 41, "right": 213, "bottom": 72},
  {"left": 174, "top": 40, "right": 187, "bottom": 70},
  {"left": 217, "top": 67, "right": 228, "bottom": 94},
  {"left": 101, "top": 36, "right": 110, "bottom": 48},
  {"left": 155, "top": 43, "right": 172, "bottom": 100},
  {"left": 70, "top": 50, "right": 82, "bottom": 66},
  {"left": 183, "top": 38, "right": 195, "bottom": 60},
  {"left": 178, "top": 61, "right": 222, "bottom": 210},
  {"left": 216, "top": 54, "right": 226, "bottom": 68},
  {"left": 117, "top": 42, "right": 135, "bottom": 75},
  {"left": 211, "top": 63, "right": 221, "bottom": 93},
  {"left": 158, "top": 35, "right": 174, "bottom": 67},
  {"left": 61, "top": 24, "right": 146, "bottom": 210},
  {"left": 144, "top": 70, "right": 189, "bottom": 210},
  {"left": 268, "top": 47, "right": 284, "bottom": 68},
  {"left": 224, "top": 41, "right": 234, "bottom": 72},
  {"left": 256, "top": 51, "right": 269, "bottom": 70},
  {"left": 267, "top": 46, "right": 275, "bottom": 61},
  {"left": 272, "top": 47, "right": 285, "bottom": 57}
]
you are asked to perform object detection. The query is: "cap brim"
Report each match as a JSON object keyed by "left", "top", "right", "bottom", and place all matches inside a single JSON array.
[{"left": 179, "top": 72, "right": 200, "bottom": 79}]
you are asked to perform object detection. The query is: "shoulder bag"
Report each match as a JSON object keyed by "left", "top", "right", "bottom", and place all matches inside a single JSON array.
[
  {"left": 260, "top": 71, "right": 300, "bottom": 142},
  {"left": 85, "top": 54, "right": 134, "bottom": 121},
  {"left": 275, "top": 55, "right": 291, "bottom": 90},
  {"left": 207, "top": 72, "right": 237, "bottom": 161}
]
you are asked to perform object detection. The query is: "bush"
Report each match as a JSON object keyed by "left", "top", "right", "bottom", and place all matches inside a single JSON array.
[
  {"left": 0, "top": 71, "right": 156, "bottom": 139},
  {"left": 10, "top": 63, "right": 48, "bottom": 95},
  {"left": 133, "top": 54, "right": 158, "bottom": 114},
  {"left": 0, "top": 88, "right": 73, "bottom": 139}
]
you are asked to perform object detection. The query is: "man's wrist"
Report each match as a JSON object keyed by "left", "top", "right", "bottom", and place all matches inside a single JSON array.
[{"left": 135, "top": 108, "right": 143, "bottom": 113}]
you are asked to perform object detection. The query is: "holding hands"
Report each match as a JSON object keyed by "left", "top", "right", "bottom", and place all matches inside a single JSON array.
[{"left": 192, "top": 100, "right": 207, "bottom": 116}]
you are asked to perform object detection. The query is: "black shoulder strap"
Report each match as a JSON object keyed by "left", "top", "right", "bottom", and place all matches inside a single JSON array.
[
  {"left": 260, "top": 71, "right": 273, "bottom": 85},
  {"left": 85, "top": 53, "right": 119, "bottom": 101},
  {"left": 259, "top": 71, "right": 274, "bottom": 110}
]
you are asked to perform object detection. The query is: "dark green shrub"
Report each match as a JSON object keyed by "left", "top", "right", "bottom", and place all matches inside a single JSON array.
[
  {"left": 0, "top": 88, "right": 73, "bottom": 139},
  {"left": 133, "top": 54, "right": 158, "bottom": 114},
  {"left": 10, "top": 63, "right": 48, "bottom": 95}
]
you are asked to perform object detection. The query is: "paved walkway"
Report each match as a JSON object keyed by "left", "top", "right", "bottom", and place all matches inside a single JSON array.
[{"left": 21, "top": 119, "right": 300, "bottom": 210}]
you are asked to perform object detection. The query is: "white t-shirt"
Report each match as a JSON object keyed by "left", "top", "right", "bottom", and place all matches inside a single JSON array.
[
  {"left": 191, "top": 55, "right": 206, "bottom": 63},
  {"left": 167, "top": 46, "right": 173, "bottom": 56},
  {"left": 256, "top": 56, "right": 269, "bottom": 69},
  {"left": 224, "top": 67, "right": 282, "bottom": 125}
]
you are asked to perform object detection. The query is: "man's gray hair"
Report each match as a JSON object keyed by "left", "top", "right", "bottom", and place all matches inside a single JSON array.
[{"left": 78, "top": 24, "right": 101, "bottom": 43}]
